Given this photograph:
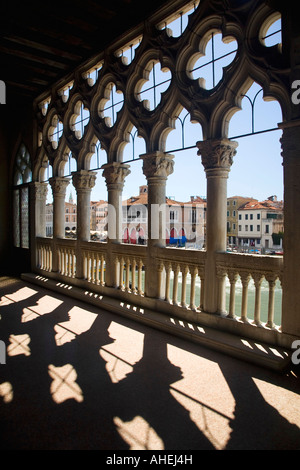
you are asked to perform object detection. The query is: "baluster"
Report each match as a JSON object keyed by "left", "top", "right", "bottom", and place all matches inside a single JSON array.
[
  {"left": 199, "top": 267, "right": 205, "bottom": 311},
  {"left": 46, "top": 246, "right": 50, "bottom": 271},
  {"left": 67, "top": 249, "right": 71, "bottom": 277},
  {"left": 131, "top": 258, "right": 137, "bottom": 293},
  {"left": 157, "top": 262, "right": 164, "bottom": 299},
  {"left": 87, "top": 253, "right": 91, "bottom": 281},
  {"left": 216, "top": 267, "right": 227, "bottom": 314},
  {"left": 71, "top": 249, "right": 75, "bottom": 278},
  {"left": 252, "top": 272, "right": 264, "bottom": 326},
  {"left": 43, "top": 246, "right": 46, "bottom": 271},
  {"left": 95, "top": 254, "right": 100, "bottom": 284},
  {"left": 49, "top": 247, "right": 53, "bottom": 272},
  {"left": 172, "top": 264, "right": 180, "bottom": 306},
  {"left": 119, "top": 256, "right": 124, "bottom": 289},
  {"left": 64, "top": 249, "right": 68, "bottom": 276},
  {"left": 189, "top": 266, "right": 197, "bottom": 311},
  {"left": 82, "top": 251, "right": 87, "bottom": 279},
  {"left": 227, "top": 270, "right": 239, "bottom": 319},
  {"left": 138, "top": 259, "right": 143, "bottom": 295},
  {"left": 59, "top": 248, "right": 63, "bottom": 274},
  {"left": 266, "top": 274, "right": 277, "bottom": 329},
  {"left": 40, "top": 246, "right": 44, "bottom": 270},
  {"left": 165, "top": 263, "right": 171, "bottom": 303},
  {"left": 100, "top": 255, "right": 105, "bottom": 285},
  {"left": 240, "top": 272, "right": 251, "bottom": 322},
  {"left": 125, "top": 257, "right": 130, "bottom": 292},
  {"left": 91, "top": 253, "right": 96, "bottom": 283},
  {"left": 181, "top": 265, "right": 188, "bottom": 308}
]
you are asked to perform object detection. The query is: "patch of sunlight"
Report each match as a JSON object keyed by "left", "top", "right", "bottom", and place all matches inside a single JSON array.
[
  {"left": 0, "top": 296, "right": 14, "bottom": 307},
  {"left": 100, "top": 348, "right": 134, "bottom": 383},
  {"left": 22, "top": 295, "right": 63, "bottom": 322},
  {"left": 5, "top": 287, "right": 38, "bottom": 303},
  {"left": 252, "top": 377, "right": 300, "bottom": 427},
  {"left": 48, "top": 363, "right": 84, "bottom": 404},
  {"left": 7, "top": 334, "right": 31, "bottom": 357},
  {"left": 99, "top": 322, "right": 144, "bottom": 383},
  {"left": 0, "top": 382, "right": 13, "bottom": 403},
  {"left": 54, "top": 306, "right": 98, "bottom": 346},
  {"left": 241, "top": 339, "right": 253, "bottom": 349},
  {"left": 114, "top": 416, "right": 164, "bottom": 450},
  {"left": 167, "top": 343, "right": 235, "bottom": 450}
]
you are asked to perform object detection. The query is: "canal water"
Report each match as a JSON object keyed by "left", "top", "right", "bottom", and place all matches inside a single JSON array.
[{"left": 167, "top": 273, "right": 282, "bottom": 327}]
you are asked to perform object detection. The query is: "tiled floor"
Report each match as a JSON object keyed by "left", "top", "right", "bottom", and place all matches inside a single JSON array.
[{"left": 0, "top": 276, "right": 299, "bottom": 450}]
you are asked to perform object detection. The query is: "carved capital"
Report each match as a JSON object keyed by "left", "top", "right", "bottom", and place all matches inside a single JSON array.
[
  {"left": 101, "top": 162, "right": 131, "bottom": 187},
  {"left": 141, "top": 152, "right": 174, "bottom": 180},
  {"left": 31, "top": 182, "right": 48, "bottom": 200},
  {"left": 197, "top": 139, "right": 238, "bottom": 171},
  {"left": 49, "top": 177, "right": 70, "bottom": 197},
  {"left": 72, "top": 170, "right": 97, "bottom": 191}
]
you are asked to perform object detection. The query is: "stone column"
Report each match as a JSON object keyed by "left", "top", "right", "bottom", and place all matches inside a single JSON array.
[
  {"left": 72, "top": 170, "right": 97, "bottom": 242},
  {"left": 197, "top": 138, "right": 238, "bottom": 313},
  {"left": 29, "top": 182, "right": 48, "bottom": 271},
  {"left": 102, "top": 162, "right": 130, "bottom": 287},
  {"left": 141, "top": 151, "right": 174, "bottom": 298},
  {"left": 49, "top": 177, "right": 69, "bottom": 239},
  {"left": 72, "top": 170, "right": 97, "bottom": 279},
  {"left": 49, "top": 177, "right": 69, "bottom": 272},
  {"left": 31, "top": 182, "right": 48, "bottom": 238},
  {"left": 101, "top": 162, "right": 131, "bottom": 243},
  {"left": 279, "top": 120, "right": 300, "bottom": 337}
]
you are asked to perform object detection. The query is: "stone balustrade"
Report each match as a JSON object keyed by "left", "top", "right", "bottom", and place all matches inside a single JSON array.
[
  {"left": 34, "top": 237, "right": 285, "bottom": 345},
  {"left": 216, "top": 252, "right": 283, "bottom": 328},
  {"left": 36, "top": 237, "right": 53, "bottom": 272}
]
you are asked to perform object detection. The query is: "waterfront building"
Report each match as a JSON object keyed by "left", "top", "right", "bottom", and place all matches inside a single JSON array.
[
  {"left": 122, "top": 185, "right": 206, "bottom": 247},
  {"left": 238, "top": 197, "right": 284, "bottom": 252}
]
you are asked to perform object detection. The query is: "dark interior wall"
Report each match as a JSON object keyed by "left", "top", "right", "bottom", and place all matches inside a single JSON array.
[{"left": 0, "top": 101, "right": 34, "bottom": 276}]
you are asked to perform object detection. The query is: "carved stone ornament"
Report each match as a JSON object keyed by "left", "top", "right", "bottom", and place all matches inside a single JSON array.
[
  {"left": 31, "top": 182, "right": 48, "bottom": 199},
  {"left": 141, "top": 152, "right": 174, "bottom": 179},
  {"left": 72, "top": 170, "right": 97, "bottom": 191},
  {"left": 196, "top": 139, "right": 238, "bottom": 171},
  {"left": 49, "top": 177, "right": 70, "bottom": 196},
  {"left": 101, "top": 162, "right": 131, "bottom": 186}
]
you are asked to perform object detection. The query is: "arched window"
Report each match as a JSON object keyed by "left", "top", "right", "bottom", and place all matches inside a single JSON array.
[{"left": 12, "top": 144, "right": 32, "bottom": 249}]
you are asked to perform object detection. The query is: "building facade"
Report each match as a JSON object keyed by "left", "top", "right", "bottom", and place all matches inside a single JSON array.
[
  {"left": 122, "top": 185, "right": 206, "bottom": 247},
  {"left": 227, "top": 196, "right": 257, "bottom": 246},
  {"left": 238, "top": 197, "right": 284, "bottom": 252}
]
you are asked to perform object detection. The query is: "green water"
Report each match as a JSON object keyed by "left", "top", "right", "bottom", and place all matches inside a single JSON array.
[
  {"left": 169, "top": 275, "right": 282, "bottom": 326},
  {"left": 126, "top": 270, "right": 282, "bottom": 326}
]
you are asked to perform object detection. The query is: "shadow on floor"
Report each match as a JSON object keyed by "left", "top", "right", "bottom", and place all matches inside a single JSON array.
[{"left": 0, "top": 277, "right": 299, "bottom": 450}]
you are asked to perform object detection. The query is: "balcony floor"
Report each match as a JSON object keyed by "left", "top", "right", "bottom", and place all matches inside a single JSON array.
[{"left": 0, "top": 276, "right": 299, "bottom": 451}]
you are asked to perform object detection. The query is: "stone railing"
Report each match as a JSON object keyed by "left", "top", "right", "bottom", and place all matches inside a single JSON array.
[
  {"left": 34, "top": 238, "right": 284, "bottom": 343},
  {"left": 57, "top": 239, "right": 77, "bottom": 278},
  {"left": 216, "top": 252, "right": 283, "bottom": 328},
  {"left": 157, "top": 247, "right": 205, "bottom": 310},
  {"left": 111, "top": 243, "right": 147, "bottom": 295},
  {"left": 36, "top": 237, "right": 53, "bottom": 272},
  {"left": 81, "top": 241, "right": 106, "bottom": 285}
]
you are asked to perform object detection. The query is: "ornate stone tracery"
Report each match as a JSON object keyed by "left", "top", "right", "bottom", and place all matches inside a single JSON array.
[{"left": 29, "top": 1, "right": 300, "bottom": 341}]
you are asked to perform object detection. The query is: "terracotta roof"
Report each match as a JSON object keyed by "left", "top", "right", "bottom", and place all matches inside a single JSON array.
[
  {"left": 122, "top": 194, "right": 205, "bottom": 206},
  {"left": 239, "top": 200, "right": 282, "bottom": 211}
]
